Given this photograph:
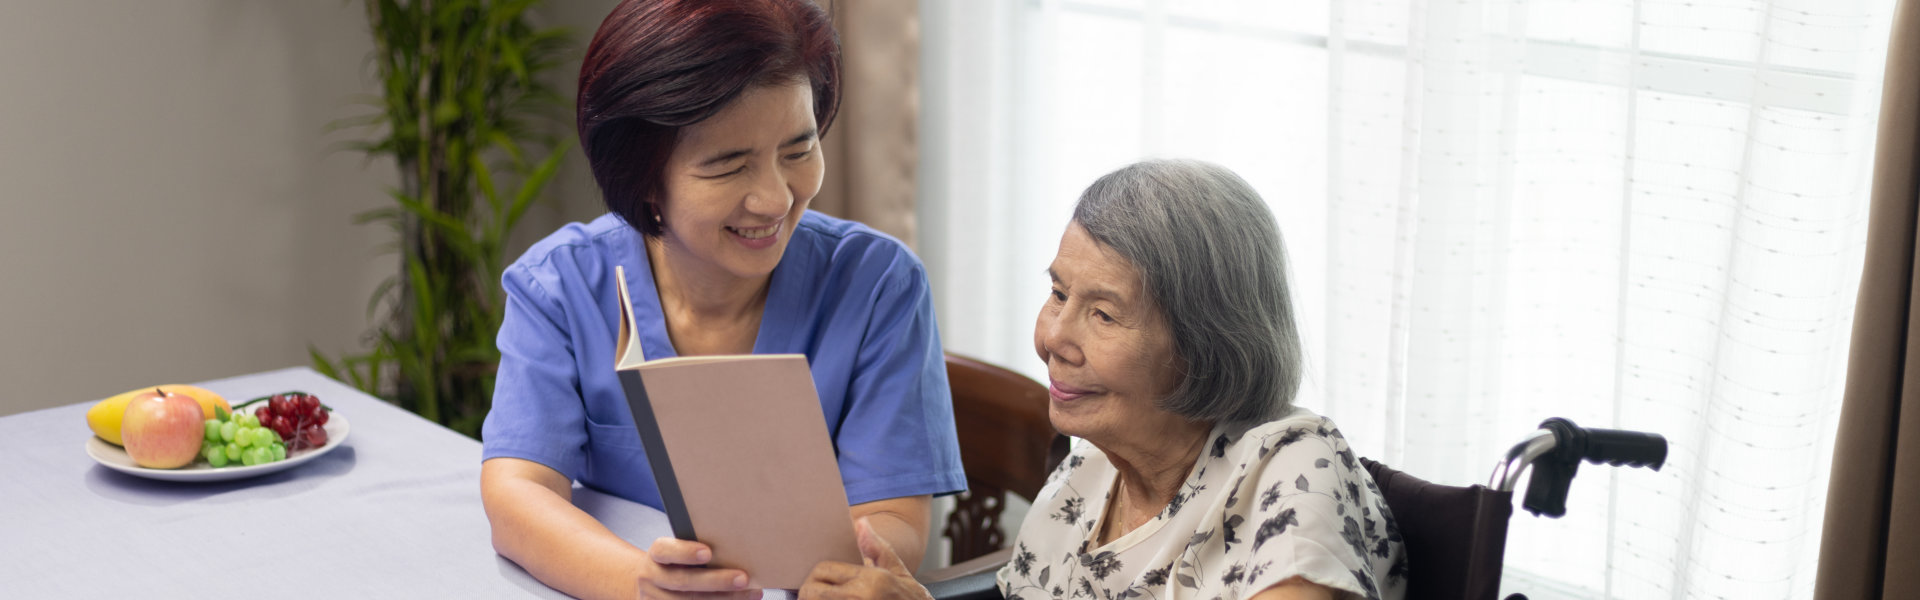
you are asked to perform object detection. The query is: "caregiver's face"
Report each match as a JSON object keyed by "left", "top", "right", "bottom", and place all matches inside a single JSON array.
[
  {"left": 1034, "top": 222, "right": 1183, "bottom": 444},
  {"left": 656, "top": 80, "right": 824, "bottom": 282}
]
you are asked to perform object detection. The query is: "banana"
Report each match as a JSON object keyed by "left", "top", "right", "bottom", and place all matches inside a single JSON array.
[{"left": 86, "top": 384, "right": 230, "bottom": 446}]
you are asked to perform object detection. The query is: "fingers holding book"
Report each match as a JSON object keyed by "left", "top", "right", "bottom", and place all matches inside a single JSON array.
[
  {"left": 648, "top": 537, "right": 721, "bottom": 567},
  {"left": 795, "top": 518, "right": 931, "bottom": 600},
  {"left": 640, "top": 537, "right": 759, "bottom": 598}
]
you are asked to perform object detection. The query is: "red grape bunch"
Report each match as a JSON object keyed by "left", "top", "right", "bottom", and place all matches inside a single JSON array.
[{"left": 255, "top": 393, "right": 330, "bottom": 451}]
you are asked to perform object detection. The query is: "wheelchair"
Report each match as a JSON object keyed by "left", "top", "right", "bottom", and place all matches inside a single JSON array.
[{"left": 923, "top": 417, "right": 1669, "bottom": 600}]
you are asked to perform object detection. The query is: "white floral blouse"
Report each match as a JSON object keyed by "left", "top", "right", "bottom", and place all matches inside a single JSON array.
[{"left": 996, "top": 407, "right": 1407, "bottom": 600}]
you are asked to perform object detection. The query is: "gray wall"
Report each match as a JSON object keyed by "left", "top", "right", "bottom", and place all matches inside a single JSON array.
[{"left": 0, "top": 2, "right": 611, "bottom": 417}]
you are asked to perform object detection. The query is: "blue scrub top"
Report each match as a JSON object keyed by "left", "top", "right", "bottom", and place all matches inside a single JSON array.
[{"left": 481, "top": 210, "right": 967, "bottom": 508}]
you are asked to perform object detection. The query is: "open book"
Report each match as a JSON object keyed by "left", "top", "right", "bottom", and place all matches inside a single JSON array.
[{"left": 612, "top": 265, "right": 861, "bottom": 590}]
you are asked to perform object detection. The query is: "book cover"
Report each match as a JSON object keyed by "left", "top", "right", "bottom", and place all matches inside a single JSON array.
[{"left": 612, "top": 265, "right": 861, "bottom": 590}]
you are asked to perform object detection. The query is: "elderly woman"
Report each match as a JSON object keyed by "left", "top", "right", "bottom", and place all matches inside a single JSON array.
[{"left": 803, "top": 160, "right": 1406, "bottom": 600}]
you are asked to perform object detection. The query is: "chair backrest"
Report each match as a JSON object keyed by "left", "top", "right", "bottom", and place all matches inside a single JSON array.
[
  {"left": 942, "top": 353, "right": 1068, "bottom": 563},
  {"left": 1360, "top": 457, "right": 1515, "bottom": 600}
]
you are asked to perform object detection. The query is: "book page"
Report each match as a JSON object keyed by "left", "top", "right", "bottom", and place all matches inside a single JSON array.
[
  {"left": 640, "top": 354, "right": 797, "bottom": 367},
  {"left": 614, "top": 265, "right": 647, "bottom": 370}
]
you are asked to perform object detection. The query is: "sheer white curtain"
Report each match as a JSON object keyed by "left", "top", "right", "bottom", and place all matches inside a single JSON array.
[{"left": 918, "top": 0, "right": 1897, "bottom": 597}]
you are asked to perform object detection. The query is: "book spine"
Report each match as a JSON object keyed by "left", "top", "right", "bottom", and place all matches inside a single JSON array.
[{"left": 617, "top": 369, "right": 696, "bottom": 541}]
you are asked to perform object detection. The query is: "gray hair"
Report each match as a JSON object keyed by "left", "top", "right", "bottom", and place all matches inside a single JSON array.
[{"left": 1072, "top": 159, "right": 1302, "bottom": 425}]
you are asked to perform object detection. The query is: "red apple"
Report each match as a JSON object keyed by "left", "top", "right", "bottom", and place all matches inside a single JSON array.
[{"left": 121, "top": 388, "right": 205, "bottom": 468}]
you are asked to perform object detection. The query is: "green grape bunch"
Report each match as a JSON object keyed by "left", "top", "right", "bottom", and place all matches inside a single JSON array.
[{"left": 199, "top": 406, "right": 286, "bottom": 468}]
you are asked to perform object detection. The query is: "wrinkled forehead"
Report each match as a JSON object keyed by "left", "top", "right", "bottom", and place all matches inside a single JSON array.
[{"left": 1051, "top": 222, "right": 1160, "bottom": 311}]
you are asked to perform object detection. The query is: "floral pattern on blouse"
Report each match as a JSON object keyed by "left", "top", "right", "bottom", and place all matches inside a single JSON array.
[{"left": 997, "top": 407, "right": 1407, "bottom": 600}]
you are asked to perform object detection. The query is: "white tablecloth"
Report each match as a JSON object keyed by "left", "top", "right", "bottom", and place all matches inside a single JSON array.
[{"left": 0, "top": 367, "right": 702, "bottom": 598}]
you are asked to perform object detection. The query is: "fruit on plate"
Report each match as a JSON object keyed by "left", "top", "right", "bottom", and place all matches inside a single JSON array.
[
  {"left": 86, "top": 384, "right": 230, "bottom": 445},
  {"left": 201, "top": 408, "right": 285, "bottom": 468},
  {"left": 253, "top": 393, "right": 330, "bottom": 451},
  {"left": 121, "top": 389, "right": 207, "bottom": 468}
]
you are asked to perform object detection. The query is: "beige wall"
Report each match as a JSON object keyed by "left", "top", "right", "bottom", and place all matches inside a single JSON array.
[{"left": 0, "top": 2, "right": 610, "bottom": 417}]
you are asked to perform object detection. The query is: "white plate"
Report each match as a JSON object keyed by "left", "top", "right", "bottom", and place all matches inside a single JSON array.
[{"left": 86, "top": 412, "right": 351, "bottom": 482}]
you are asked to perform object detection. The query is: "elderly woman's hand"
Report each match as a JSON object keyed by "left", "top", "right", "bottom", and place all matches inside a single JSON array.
[{"left": 798, "top": 517, "right": 932, "bottom": 600}]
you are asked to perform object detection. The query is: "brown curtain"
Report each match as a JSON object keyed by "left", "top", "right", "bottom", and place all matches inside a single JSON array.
[
  {"left": 813, "top": 0, "right": 921, "bottom": 248},
  {"left": 1815, "top": 0, "right": 1920, "bottom": 597}
]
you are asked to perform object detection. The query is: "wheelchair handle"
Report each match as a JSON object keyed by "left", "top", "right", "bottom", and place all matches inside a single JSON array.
[
  {"left": 1488, "top": 418, "right": 1668, "bottom": 518},
  {"left": 1582, "top": 426, "right": 1668, "bottom": 470}
]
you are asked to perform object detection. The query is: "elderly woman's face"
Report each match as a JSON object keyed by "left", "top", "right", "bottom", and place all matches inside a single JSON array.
[{"left": 1034, "top": 222, "right": 1183, "bottom": 444}]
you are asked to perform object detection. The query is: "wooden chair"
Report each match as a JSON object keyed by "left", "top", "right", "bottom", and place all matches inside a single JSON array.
[{"left": 935, "top": 353, "right": 1068, "bottom": 567}]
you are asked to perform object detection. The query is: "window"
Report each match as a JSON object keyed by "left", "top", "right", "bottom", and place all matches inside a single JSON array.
[{"left": 921, "top": 0, "right": 1897, "bottom": 596}]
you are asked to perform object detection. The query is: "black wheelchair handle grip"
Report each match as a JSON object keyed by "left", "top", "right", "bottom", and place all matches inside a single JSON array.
[{"left": 1581, "top": 428, "right": 1667, "bottom": 471}]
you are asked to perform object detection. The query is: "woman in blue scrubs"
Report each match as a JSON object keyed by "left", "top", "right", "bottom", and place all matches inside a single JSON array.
[{"left": 477, "top": 2, "right": 964, "bottom": 598}]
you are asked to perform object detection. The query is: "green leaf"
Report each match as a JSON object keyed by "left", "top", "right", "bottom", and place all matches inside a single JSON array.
[
  {"left": 504, "top": 143, "right": 567, "bottom": 233},
  {"left": 309, "top": 344, "right": 342, "bottom": 381},
  {"left": 472, "top": 152, "right": 502, "bottom": 214},
  {"left": 407, "top": 257, "right": 439, "bottom": 346},
  {"left": 499, "top": 39, "right": 529, "bottom": 83},
  {"left": 352, "top": 206, "right": 403, "bottom": 226},
  {"left": 388, "top": 190, "right": 478, "bottom": 258},
  {"left": 488, "top": 130, "right": 525, "bottom": 167},
  {"left": 365, "top": 276, "right": 399, "bottom": 320}
]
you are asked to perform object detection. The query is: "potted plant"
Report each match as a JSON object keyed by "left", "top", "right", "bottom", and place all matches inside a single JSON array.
[{"left": 315, "top": 0, "right": 572, "bottom": 438}]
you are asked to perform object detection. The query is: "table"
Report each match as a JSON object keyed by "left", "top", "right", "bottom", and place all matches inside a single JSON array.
[{"left": 0, "top": 367, "right": 740, "bottom": 598}]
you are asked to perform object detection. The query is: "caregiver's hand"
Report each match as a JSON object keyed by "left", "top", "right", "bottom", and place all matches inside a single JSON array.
[
  {"left": 797, "top": 517, "right": 932, "bottom": 600},
  {"left": 640, "top": 537, "right": 760, "bottom": 599}
]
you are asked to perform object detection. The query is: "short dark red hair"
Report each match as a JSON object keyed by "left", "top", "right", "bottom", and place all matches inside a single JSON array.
[{"left": 577, "top": 0, "right": 841, "bottom": 237}]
